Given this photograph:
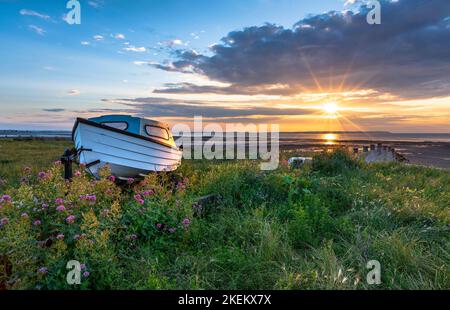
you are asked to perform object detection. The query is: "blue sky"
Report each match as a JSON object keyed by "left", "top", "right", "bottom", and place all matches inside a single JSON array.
[
  {"left": 1, "top": 0, "right": 449, "bottom": 132},
  {"left": 0, "top": 0, "right": 345, "bottom": 130}
]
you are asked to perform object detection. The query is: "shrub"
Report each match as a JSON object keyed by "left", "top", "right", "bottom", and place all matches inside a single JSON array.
[
  {"left": 288, "top": 194, "right": 334, "bottom": 248},
  {"left": 312, "top": 149, "right": 359, "bottom": 176},
  {"left": 0, "top": 162, "right": 193, "bottom": 289}
]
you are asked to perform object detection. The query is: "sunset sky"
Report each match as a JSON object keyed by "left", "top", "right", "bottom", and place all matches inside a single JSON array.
[{"left": 0, "top": 0, "right": 449, "bottom": 132}]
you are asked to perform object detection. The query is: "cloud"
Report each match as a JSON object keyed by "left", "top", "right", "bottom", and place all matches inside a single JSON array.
[
  {"left": 124, "top": 45, "right": 146, "bottom": 52},
  {"left": 132, "top": 61, "right": 157, "bottom": 66},
  {"left": 101, "top": 97, "right": 316, "bottom": 119},
  {"left": 133, "top": 61, "right": 147, "bottom": 66},
  {"left": 190, "top": 32, "right": 200, "bottom": 40},
  {"left": 170, "top": 39, "right": 183, "bottom": 46},
  {"left": 93, "top": 35, "right": 104, "bottom": 41},
  {"left": 43, "top": 108, "right": 65, "bottom": 113},
  {"left": 88, "top": 1, "right": 103, "bottom": 8},
  {"left": 154, "top": 82, "right": 297, "bottom": 96},
  {"left": 67, "top": 89, "right": 80, "bottom": 96},
  {"left": 114, "top": 33, "right": 126, "bottom": 40},
  {"left": 344, "top": 0, "right": 358, "bottom": 6},
  {"left": 28, "top": 25, "right": 45, "bottom": 36},
  {"left": 152, "top": 0, "right": 450, "bottom": 99},
  {"left": 19, "top": 9, "right": 50, "bottom": 20},
  {"left": 81, "top": 41, "right": 90, "bottom": 46}
]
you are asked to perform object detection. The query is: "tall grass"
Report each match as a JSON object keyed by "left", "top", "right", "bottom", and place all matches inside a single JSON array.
[{"left": 0, "top": 140, "right": 449, "bottom": 289}]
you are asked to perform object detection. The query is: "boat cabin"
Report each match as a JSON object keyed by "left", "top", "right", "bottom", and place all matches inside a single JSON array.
[{"left": 88, "top": 115, "right": 175, "bottom": 146}]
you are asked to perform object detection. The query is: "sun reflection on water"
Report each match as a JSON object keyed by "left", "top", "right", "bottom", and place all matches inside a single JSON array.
[{"left": 323, "top": 133, "right": 338, "bottom": 145}]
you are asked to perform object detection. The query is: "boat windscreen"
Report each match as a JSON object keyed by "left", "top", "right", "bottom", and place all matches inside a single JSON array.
[
  {"left": 145, "top": 125, "right": 169, "bottom": 140},
  {"left": 100, "top": 121, "right": 128, "bottom": 131}
]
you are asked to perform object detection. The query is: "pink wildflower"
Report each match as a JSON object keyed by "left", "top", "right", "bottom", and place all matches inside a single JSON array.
[
  {"left": 21, "top": 212, "right": 29, "bottom": 218},
  {"left": 156, "top": 223, "right": 162, "bottom": 230},
  {"left": 127, "top": 178, "right": 134, "bottom": 184},
  {"left": 125, "top": 234, "right": 137, "bottom": 241},
  {"left": 182, "top": 218, "right": 190, "bottom": 228},
  {"left": 134, "top": 194, "right": 144, "bottom": 205},
  {"left": 80, "top": 263, "right": 86, "bottom": 270},
  {"left": 1, "top": 194, "right": 11, "bottom": 202},
  {"left": 108, "top": 175, "right": 116, "bottom": 182},
  {"left": 22, "top": 166, "right": 32, "bottom": 174},
  {"left": 142, "top": 189, "right": 154, "bottom": 197},
  {"left": 74, "top": 171, "right": 82, "bottom": 177},
  {"left": 33, "top": 220, "right": 41, "bottom": 226},
  {"left": 176, "top": 182, "right": 186, "bottom": 191},
  {"left": 0, "top": 217, "right": 8, "bottom": 226},
  {"left": 56, "top": 234, "right": 64, "bottom": 240},
  {"left": 168, "top": 227, "right": 177, "bottom": 233},
  {"left": 56, "top": 205, "right": 66, "bottom": 212},
  {"left": 54, "top": 160, "right": 62, "bottom": 166},
  {"left": 42, "top": 203, "right": 49, "bottom": 210},
  {"left": 37, "top": 267, "right": 48, "bottom": 274},
  {"left": 83, "top": 271, "right": 90, "bottom": 278},
  {"left": 80, "top": 194, "right": 96, "bottom": 202},
  {"left": 66, "top": 215, "right": 76, "bottom": 224},
  {"left": 38, "top": 171, "right": 47, "bottom": 179},
  {"left": 55, "top": 198, "right": 64, "bottom": 204}
]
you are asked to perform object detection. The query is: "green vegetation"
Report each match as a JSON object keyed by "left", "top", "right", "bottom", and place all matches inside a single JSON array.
[{"left": 0, "top": 139, "right": 449, "bottom": 289}]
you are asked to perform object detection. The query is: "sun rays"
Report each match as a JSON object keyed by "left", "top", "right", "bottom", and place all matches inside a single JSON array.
[
  {"left": 321, "top": 102, "right": 340, "bottom": 118},
  {"left": 289, "top": 53, "right": 380, "bottom": 135}
]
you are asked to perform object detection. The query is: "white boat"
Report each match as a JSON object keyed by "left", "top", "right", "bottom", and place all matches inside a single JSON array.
[{"left": 72, "top": 115, "right": 182, "bottom": 179}]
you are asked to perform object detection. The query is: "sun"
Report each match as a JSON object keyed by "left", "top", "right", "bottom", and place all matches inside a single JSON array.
[
  {"left": 320, "top": 101, "right": 341, "bottom": 119},
  {"left": 322, "top": 102, "right": 339, "bottom": 115}
]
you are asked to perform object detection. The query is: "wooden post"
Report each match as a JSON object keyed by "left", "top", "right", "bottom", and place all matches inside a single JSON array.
[{"left": 61, "top": 149, "right": 74, "bottom": 180}]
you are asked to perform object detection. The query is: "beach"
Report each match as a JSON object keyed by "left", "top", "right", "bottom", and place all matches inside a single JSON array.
[{"left": 279, "top": 140, "right": 450, "bottom": 170}]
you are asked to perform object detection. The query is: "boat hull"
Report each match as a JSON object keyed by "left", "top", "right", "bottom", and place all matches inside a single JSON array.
[{"left": 73, "top": 119, "right": 182, "bottom": 178}]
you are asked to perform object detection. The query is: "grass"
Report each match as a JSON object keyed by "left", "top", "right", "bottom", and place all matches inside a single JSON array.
[{"left": 0, "top": 138, "right": 449, "bottom": 290}]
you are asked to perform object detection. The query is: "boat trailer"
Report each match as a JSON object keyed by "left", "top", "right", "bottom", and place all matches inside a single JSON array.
[{"left": 60, "top": 147, "right": 98, "bottom": 180}]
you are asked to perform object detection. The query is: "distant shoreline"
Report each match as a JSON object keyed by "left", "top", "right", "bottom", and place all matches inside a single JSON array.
[
  {"left": 2, "top": 131, "right": 450, "bottom": 142},
  {"left": 1, "top": 135, "right": 449, "bottom": 170}
]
